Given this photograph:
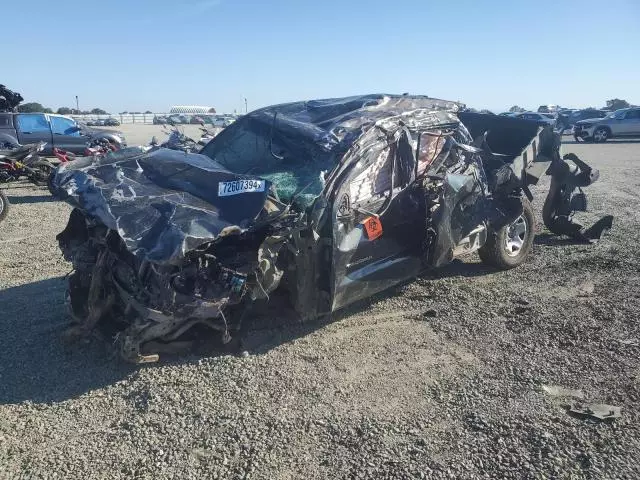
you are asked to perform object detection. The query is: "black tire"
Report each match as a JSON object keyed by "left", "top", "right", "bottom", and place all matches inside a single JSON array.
[
  {"left": 47, "top": 170, "right": 57, "bottom": 196},
  {"left": 593, "top": 127, "right": 609, "bottom": 143},
  {"left": 478, "top": 198, "right": 535, "bottom": 270},
  {"left": 30, "top": 161, "right": 54, "bottom": 187},
  {"left": 0, "top": 190, "right": 9, "bottom": 223}
]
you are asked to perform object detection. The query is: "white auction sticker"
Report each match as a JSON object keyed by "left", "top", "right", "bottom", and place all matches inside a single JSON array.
[{"left": 218, "top": 179, "right": 266, "bottom": 197}]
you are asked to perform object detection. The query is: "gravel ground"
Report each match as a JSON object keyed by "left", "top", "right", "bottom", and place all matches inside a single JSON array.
[{"left": 0, "top": 138, "right": 639, "bottom": 479}]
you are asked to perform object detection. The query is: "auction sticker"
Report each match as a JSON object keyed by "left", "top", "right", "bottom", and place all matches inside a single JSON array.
[
  {"left": 361, "top": 215, "right": 383, "bottom": 240},
  {"left": 218, "top": 179, "right": 266, "bottom": 197}
]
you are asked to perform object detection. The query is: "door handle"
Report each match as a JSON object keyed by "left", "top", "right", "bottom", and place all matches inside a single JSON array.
[{"left": 22, "top": 131, "right": 32, "bottom": 134}]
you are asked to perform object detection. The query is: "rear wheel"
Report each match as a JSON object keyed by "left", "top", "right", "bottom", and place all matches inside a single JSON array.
[
  {"left": 30, "top": 161, "right": 54, "bottom": 186},
  {"left": 593, "top": 127, "right": 609, "bottom": 143},
  {"left": 0, "top": 189, "right": 9, "bottom": 223},
  {"left": 478, "top": 198, "right": 535, "bottom": 269}
]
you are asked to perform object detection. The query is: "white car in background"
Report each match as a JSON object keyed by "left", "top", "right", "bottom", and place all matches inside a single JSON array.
[
  {"left": 513, "top": 112, "right": 556, "bottom": 126},
  {"left": 211, "top": 116, "right": 236, "bottom": 127}
]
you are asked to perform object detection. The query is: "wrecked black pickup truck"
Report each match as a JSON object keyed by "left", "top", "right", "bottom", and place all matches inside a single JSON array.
[{"left": 50, "top": 94, "right": 613, "bottom": 363}]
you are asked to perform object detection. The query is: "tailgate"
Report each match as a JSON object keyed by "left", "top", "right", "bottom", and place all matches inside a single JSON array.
[{"left": 459, "top": 112, "right": 555, "bottom": 187}]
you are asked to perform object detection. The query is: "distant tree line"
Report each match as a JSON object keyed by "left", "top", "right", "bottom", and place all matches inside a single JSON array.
[
  {"left": 605, "top": 99, "right": 631, "bottom": 110},
  {"left": 16, "top": 103, "right": 110, "bottom": 115},
  {"left": 509, "top": 98, "right": 633, "bottom": 114}
]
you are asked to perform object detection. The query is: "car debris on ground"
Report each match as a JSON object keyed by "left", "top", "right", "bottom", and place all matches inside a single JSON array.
[{"left": 568, "top": 404, "right": 622, "bottom": 421}]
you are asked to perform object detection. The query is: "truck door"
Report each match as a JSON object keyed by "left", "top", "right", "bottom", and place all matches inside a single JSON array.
[
  {"left": 49, "top": 115, "right": 86, "bottom": 153},
  {"left": 330, "top": 130, "right": 425, "bottom": 311},
  {"left": 15, "top": 114, "right": 53, "bottom": 152}
]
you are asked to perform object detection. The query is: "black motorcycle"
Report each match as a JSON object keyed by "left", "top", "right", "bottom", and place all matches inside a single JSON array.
[{"left": 160, "top": 122, "right": 199, "bottom": 153}]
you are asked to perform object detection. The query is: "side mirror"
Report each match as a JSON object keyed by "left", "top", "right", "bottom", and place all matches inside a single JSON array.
[{"left": 68, "top": 126, "right": 82, "bottom": 134}]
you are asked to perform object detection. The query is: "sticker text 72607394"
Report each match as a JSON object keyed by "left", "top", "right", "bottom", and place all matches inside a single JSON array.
[{"left": 218, "top": 180, "right": 266, "bottom": 197}]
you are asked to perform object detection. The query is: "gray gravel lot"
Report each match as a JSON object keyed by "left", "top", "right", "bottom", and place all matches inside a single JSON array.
[{"left": 0, "top": 136, "right": 639, "bottom": 479}]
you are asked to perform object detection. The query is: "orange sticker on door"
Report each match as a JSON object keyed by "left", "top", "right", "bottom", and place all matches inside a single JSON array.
[{"left": 361, "top": 216, "right": 383, "bottom": 240}]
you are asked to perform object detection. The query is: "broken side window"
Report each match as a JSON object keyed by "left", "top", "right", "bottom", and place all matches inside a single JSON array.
[
  {"left": 417, "top": 131, "right": 446, "bottom": 176},
  {"left": 348, "top": 145, "right": 393, "bottom": 207}
]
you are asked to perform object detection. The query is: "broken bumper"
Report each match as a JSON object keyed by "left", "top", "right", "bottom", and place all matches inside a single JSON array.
[{"left": 58, "top": 210, "right": 252, "bottom": 363}]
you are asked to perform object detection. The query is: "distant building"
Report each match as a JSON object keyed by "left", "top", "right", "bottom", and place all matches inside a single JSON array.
[{"left": 169, "top": 106, "right": 216, "bottom": 114}]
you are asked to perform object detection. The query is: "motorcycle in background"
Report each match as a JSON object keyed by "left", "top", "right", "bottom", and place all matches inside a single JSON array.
[
  {"left": 159, "top": 122, "right": 199, "bottom": 153},
  {"left": 0, "top": 142, "right": 54, "bottom": 186},
  {"left": 53, "top": 137, "right": 118, "bottom": 163},
  {"left": 197, "top": 123, "right": 218, "bottom": 147}
]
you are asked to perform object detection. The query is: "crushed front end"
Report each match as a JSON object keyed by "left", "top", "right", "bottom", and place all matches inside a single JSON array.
[
  {"left": 58, "top": 209, "right": 266, "bottom": 362},
  {"left": 51, "top": 148, "right": 297, "bottom": 362}
]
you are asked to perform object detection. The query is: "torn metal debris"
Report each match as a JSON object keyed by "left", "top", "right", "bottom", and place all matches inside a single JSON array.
[
  {"left": 50, "top": 94, "right": 614, "bottom": 362},
  {"left": 569, "top": 403, "right": 622, "bottom": 421}
]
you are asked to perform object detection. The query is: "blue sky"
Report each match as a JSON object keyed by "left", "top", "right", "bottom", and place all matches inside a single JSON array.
[{"left": 3, "top": 0, "right": 638, "bottom": 113}]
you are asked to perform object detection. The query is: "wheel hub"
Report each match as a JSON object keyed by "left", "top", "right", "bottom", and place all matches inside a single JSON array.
[
  {"left": 505, "top": 215, "right": 527, "bottom": 257},
  {"left": 594, "top": 129, "right": 607, "bottom": 142}
]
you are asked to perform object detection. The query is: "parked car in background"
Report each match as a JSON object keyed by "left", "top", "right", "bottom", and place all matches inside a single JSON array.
[
  {"left": 104, "top": 117, "right": 120, "bottom": 126},
  {"left": 569, "top": 109, "right": 607, "bottom": 125},
  {"left": 210, "top": 115, "right": 235, "bottom": 127},
  {"left": 0, "top": 113, "right": 126, "bottom": 154},
  {"left": 94, "top": 119, "right": 106, "bottom": 126},
  {"left": 574, "top": 108, "right": 640, "bottom": 143},
  {"left": 167, "top": 114, "right": 190, "bottom": 124},
  {"left": 153, "top": 115, "right": 168, "bottom": 125},
  {"left": 190, "top": 116, "right": 205, "bottom": 124},
  {"left": 513, "top": 112, "right": 555, "bottom": 125},
  {"left": 555, "top": 108, "right": 606, "bottom": 133}
]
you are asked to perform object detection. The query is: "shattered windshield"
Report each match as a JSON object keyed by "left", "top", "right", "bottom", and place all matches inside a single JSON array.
[{"left": 201, "top": 119, "right": 337, "bottom": 208}]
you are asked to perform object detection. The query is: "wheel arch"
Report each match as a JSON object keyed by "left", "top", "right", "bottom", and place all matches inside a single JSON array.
[
  {"left": 595, "top": 124, "right": 612, "bottom": 134},
  {"left": 0, "top": 133, "right": 19, "bottom": 147}
]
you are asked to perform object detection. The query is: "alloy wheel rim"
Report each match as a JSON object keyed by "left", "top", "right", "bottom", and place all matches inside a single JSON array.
[
  {"left": 505, "top": 215, "right": 527, "bottom": 257},
  {"left": 594, "top": 129, "right": 607, "bottom": 141}
]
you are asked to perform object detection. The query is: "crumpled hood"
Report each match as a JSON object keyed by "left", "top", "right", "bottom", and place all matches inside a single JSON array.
[{"left": 51, "top": 147, "right": 273, "bottom": 265}]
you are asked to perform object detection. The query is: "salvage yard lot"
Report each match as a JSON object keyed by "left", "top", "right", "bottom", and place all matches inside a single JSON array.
[{"left": 1, "top": 137, "right": 639, "bottom": 479}]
